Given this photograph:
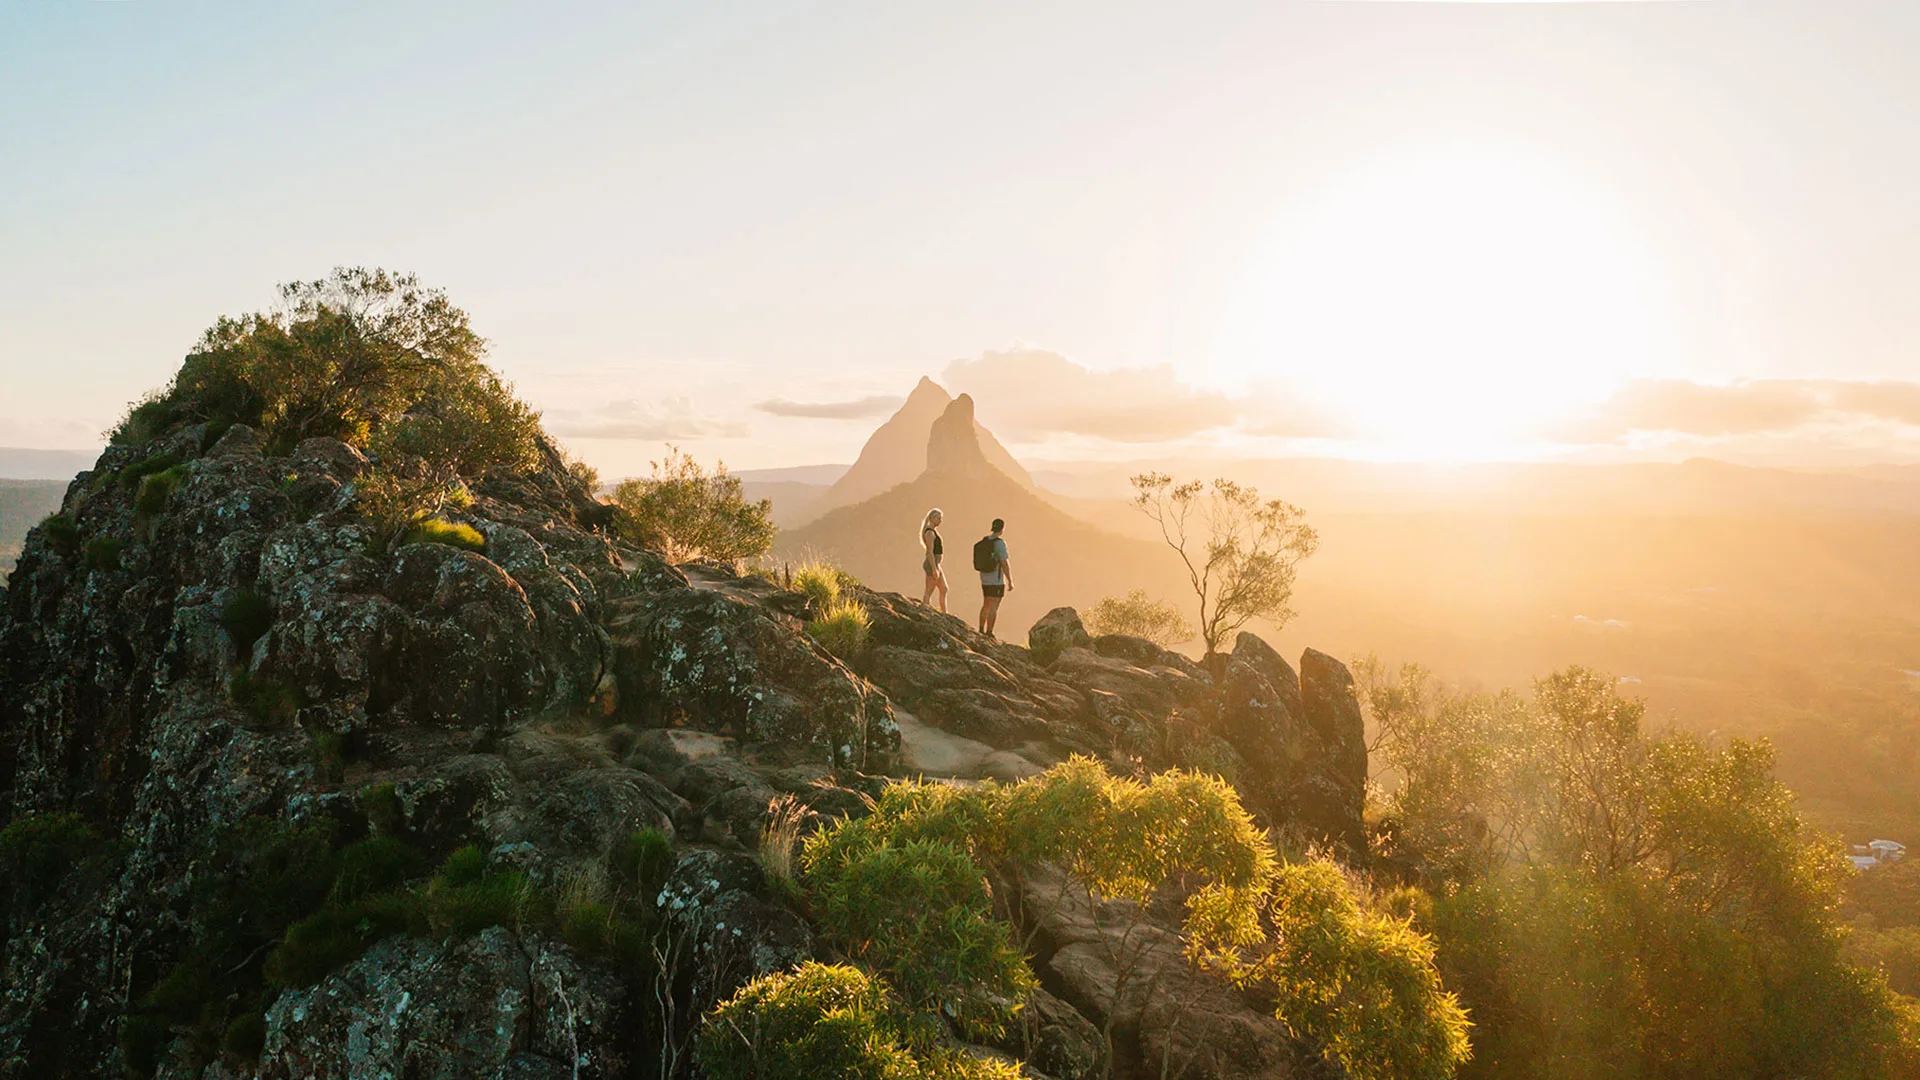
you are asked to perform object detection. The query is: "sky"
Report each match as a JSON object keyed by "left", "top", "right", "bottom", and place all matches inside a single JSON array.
[{"left": 1, "top": 0, "right": 1917, "bottom": 474}]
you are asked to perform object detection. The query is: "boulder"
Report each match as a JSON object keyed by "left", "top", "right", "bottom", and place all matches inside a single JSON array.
[
  {"left": 658, "top": 849, "right": 815, "bottom": 1009},
  {"left": 1298, "top": 648, "right": 1367, "bottom": 850},
  {"left": 1028, "top": 606, "right": 1093, "bottom": 665}
]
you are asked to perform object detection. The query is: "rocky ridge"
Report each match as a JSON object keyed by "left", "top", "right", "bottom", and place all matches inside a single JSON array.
[{"left": 0, "top": 420, "right": 1365, "bottom": 1079}]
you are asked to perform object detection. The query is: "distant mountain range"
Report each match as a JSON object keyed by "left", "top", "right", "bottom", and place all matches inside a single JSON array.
[
  {"left": 778, "top": 393, "right": 1182, "bottom": 633},
  {"left": 0, "top": 448, "right": 96, "bottom": 481}
]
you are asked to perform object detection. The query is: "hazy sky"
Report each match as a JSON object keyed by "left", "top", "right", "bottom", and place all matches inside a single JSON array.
[{"left": 2, "top": 0, "right": 1916, "bottom": 472}]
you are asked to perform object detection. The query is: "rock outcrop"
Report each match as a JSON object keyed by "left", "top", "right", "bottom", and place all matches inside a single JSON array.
[{"left": 0, "top": 412, "right": 1366, "bottom": 1078}]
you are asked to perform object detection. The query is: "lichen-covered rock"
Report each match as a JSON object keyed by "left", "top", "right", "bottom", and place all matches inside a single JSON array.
[
  {"left": 259, "top": 928, "right": 629, "bottom": 1080},
  {"left": 609, "top": 588, "right": 899, "bottom": 769},
  {"left": 657, "top": 849, "right": 814, "bottom": 1009},
  {"left": 1028, "top": 606, "right": 1092, "bottom": 665}
]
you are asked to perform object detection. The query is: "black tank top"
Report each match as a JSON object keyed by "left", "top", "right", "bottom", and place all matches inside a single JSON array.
[{"left": 925, "top": 527, "right": 943, "bottom": 556}]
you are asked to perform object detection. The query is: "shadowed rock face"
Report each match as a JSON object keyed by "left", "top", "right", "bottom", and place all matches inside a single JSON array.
[
  {"left": 925, "top": 393, "right": 1001, "bottom": 479},
  {"left": 0, "top": 408, "right": 1356, "bottom": 1079}
]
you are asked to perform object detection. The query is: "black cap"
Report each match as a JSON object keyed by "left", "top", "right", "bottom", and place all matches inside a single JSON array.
[{"left": 991, "top": 518, "right": 1005, "bottom": 532}]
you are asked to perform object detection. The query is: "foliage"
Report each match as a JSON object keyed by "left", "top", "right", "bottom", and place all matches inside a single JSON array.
[
  {"left": 228, "top": 668, "right": 303, "bottom": 726},
  {"left": 1846, "top": 924, "right": 1920, "bottom": 997},
  {"left": 698, "top": 963, "right": 1021, "bottom": 1080},
  {"left": 802, "top": 837, "right": 1033, "bottom": 1039},
  {"left": 0, "top": 812, "right": 107, "bottom": 918},
  {"left": 807, "top": 596, "right": 871, "bottom": 659},
  {"left": 85, "top": 536, "right": 124, "bottom": 571},
  {"left": 1364, "top": 662, "right": 1920, "bottom": 1079},
  {"left": 105, "top": 269, "right": 544, "bottom": 554},
  {"left": 399, "top": 515, "right": 486, "bottom": 552},
  {"left": 220, "top": 589, "right": 274, "bottom": 655},
  {"left": 1209, "top": 860, "right": 1471, "bottom": 1080},
  {"left": 1085, "top": 589, "right": 1193, "bottom": 647},
  {"left": 38, "top": 512, "right": 79, "bottom": 556},
  {"left": 791, "top": 559, "right": 845, "bottom": 609},
  {"left": 134, "top": 466, "right": 186, "bottom": 516},
  {"left": 797, "top": 759, "right": 1463, "bottom": 1074},
  {"left": 759, "top": 794, "right": 810, "bottom": 891},
  {"left": 118, "top": 453, "right": 182, "bottom": 489},
  {"left": 357, "top": 781, "right": 404, "bottom": 837},
  {"left": 610, "top": 446, "right": 775, "bottom": 563},
  {"left": 1128, "top": 472, "right": 1318, "bottom": 655},
  {"left": 221, "top": 1012, "right": 266, "bottom": 1062},
  {"left": 614, "top": 826, "right": 677, "bottom": 899}
]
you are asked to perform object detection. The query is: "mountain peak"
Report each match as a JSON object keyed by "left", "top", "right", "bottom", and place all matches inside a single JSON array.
[{"left": 925, "top": 393, "right": 996, "bottom": 478}]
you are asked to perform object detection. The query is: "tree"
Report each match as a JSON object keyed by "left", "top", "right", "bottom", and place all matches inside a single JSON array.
[
  {"left": 1084, "top": 589, "right": 1193, "bottom": 647},
  {"left": 1128, "top": 473, "right": 1318, "bottom": 657},
  {"left": 610, "top": 447, "right": 775, "bottom": 563}
]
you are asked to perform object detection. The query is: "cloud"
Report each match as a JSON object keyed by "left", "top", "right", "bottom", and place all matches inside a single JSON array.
[
  {"left": 1564, "top": 378, "right": 1920, "bottom": 442},
  {"left": 943, "top": 349, "right": 1245, "bottom": 442},
  {"left": 548, "top": 397, "right": 747, "bottom": 440},
  {"left": 754, "top": 394, "right": 904, "bottom": 420}
]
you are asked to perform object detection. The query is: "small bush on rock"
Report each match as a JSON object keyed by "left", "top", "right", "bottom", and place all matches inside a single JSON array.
[
  {"left": 118, "top": 452, "right": 181, "bottom": 489},
  {"left": 790, "top": 560, "right": 849, "bottom": 609},
  {"left": 0, "top": 812, "right": 104, "bottom": 915},
  {"left": 38, "top": 513, "right": 79, "bottom": 556},
  {"left": 85, "top": 537, "right": 124, "bottom": 572},
  {"left": 229, "top": 669, "right": 303, "bottom": 726},
  {"left": 807, "top": 596, "right": 871, "bottom": 660},
  {"left": 699, "top": 963, "right": 1021, "bottom": 1080},
  {"left": 400, "top": 515, "right": 486, "bottom": 552},
  {"left": 134, "top": 466, "right": 187, "bottom": 515},
  {"left": 220, "top": 589, "right": 274, "bottom": 655},
  {"left": 614, "top": 826, "right": 676, "bottom": 898}
]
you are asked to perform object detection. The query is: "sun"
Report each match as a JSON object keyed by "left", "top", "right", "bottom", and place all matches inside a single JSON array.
[{"left": 1210, "top": 139, "right": 1670, "bottom": 460}]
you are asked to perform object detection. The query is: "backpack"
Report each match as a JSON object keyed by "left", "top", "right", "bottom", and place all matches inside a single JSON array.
[{"left": 972, "top": 535, "right": 1000, "bottom": 573}]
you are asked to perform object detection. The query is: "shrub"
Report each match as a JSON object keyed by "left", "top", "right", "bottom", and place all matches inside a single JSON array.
[
  {"left": 134, "top": 466, "right": 186, "bottom": 515},
  {"left": 423, "top": 846, "right": 546, "bottom": 937},
  {"left": 220, "top": 589, "right": 274, "bottom": 654},
  {"left": 1212, "top": 859, "right": 1471, "bottom": 1080},
  {"left": 309, "top": 730, "right": 345, "bottom": 782},
  {"left": 118, "top": 453, "right": 181, "bottom": 489},
  {"left": 698, "top": 963, "right": 1021, "bottom": 1080},
  {"left": 0, "top": 811, "right": 103, "bottom": 914},
  {"left": 331, "top": 836, "right": 424, "bottom": 903},
  {"left": 802, "top": 837, "right": 1033, "bottom": 1039},
  {"left": 39, "top": 513, "right": 79, "bottom": 556},
  {"left": 614, "top": 826, "right": 677, "bottom": 899},
  {"left": 400, "top": 515, "right": 485, "bottom": 552},
  {"left": 1085, "top": 589, "right": 1193, "bottom": 647},
  {"left": 230, "top": 669, "right": 303, "bottom": 726},
  {"left": 807, "top": 597, "right": 871, "bottom": 660},
  {"left": 221, "top": 1012, "right": 266, "bottom": 1062},
  {"left": 85, "top": 537, "right": 124, "bottom": 571},
  {"left": 610, "top": 447, "right": 775, "bottom": 563},
  {"left": 357, "top": 781, "right": 403, "bottom": 837}
]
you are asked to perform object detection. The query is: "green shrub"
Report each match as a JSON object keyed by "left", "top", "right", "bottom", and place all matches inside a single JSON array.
[
  {"left": 438, "top": 844, "right": 486, "bottom": 886},
  {"left": 698, "top": 963, "right": 1022, "bottom": 1080},
  {"left": 614, "top": 826, "right": 676, "bottom": 898},
  {"left": 220, "top": 589, "right": 274, "bottom": 654},
  {"left": 39, "top": 513, "right": 79, "bottom": 556},
  {"left": 309, "top": 731, "right": 345, "bottom": 782},
  {"left": 221, "top": 1012, "right": 266, "bottom": 1062},
  {"left": 610, "top": 447, "right": 775, "bottom": 563},
  {"left": 1211, "top": 859, "right": 1471, "bottom": 1080},
  {"left": 807, "top": 596, "right": 871, "bottom": 660},
  {"left": 230, "top": 669, "right": 303, "bottom": 726},
  {"left": 112, "top": 395, "right": 178, "bottom": 446},
  {"left": 802, "top": 838, "right": 1033, "bottom": 1039},
  {"left": 264, "top": 906, "right": 367, "bottom": 988},
  {"left": 0, "top": 811, "right": 103, "bottom": 913},
  {"left": 400, "top": 515, "right": 485, "bottom": 552},
  {"left": 85, "top": 537, "right": 124, "bottom": 571},
  {"left": 134, "top": 466, "right": 186, "bottom": 515},
  {"left": 332, "top": 836, "right": 425, "bottom": 903},
  {"left": 1085, "top": 589, "right": 1193, "bottom": 648},
  {"left": 357, "top": 781, "right": 403, "bottom": 837},
  {"left": 118, "top": 453, "right": 181, "bottom": 489}
]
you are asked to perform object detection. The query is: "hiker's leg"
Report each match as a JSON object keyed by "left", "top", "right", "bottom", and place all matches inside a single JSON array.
[
  {"left": 933, "top": 570, "right": 948, "bottom": 613},
  {"left": 984, "top": 595, "right": 1003, "bottom": 636},
  {"left": 978, "top": 594, "right": 990, "bottom": 632}
]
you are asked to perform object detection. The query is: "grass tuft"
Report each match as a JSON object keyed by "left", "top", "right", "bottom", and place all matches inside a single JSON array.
[
  {"left": 806, "top": 596, "right": 871, "bottom": 660},
  {"left": 400, "top": 516, "right": 485, "bottom": 552},
  {"left": 85, "top": 537, "right": 125, "bottom": 572}
]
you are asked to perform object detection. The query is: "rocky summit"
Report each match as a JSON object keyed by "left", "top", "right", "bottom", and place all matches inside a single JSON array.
[{"left": 0, "top": 418, "right": 1365, "bottom": 1079}]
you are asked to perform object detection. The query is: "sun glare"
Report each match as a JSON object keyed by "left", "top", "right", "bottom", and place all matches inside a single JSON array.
[{"left": 1212, "top": 140, "right": 1670, "bottom": 460}]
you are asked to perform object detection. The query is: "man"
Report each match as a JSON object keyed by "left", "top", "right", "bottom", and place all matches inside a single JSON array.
[{"left": 973, "top": 517, "right": 1013, "bottom": 638}]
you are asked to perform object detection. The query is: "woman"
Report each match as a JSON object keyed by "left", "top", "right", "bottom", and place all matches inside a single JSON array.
[{"left": 919, "top": 507, "right": 948, "bottom": 613}]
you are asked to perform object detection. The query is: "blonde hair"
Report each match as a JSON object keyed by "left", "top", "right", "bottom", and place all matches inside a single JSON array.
[{"left": 920, "top": 508, "right": 942, "bottom": 536}]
